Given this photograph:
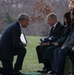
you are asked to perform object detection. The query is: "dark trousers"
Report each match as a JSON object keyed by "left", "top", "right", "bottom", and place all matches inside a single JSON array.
[
  {"left": 52, "top": 47, "right": 71, "bottom": 74},
  {"left": 36, "top": 45, "right": 51, "bottom": 70},
  {"left": 36, "top": 45, "right": 50, "bottom": 63},
  {"left": 0, "top": 48, "right": 26, "bottom": 75},
  {"left": 42, "top": 46, "right": 59, "bottom": 71}
]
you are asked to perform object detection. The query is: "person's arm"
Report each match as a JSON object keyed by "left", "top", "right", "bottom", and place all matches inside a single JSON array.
[
  {"left": 11, "top": 26, "right": 24, "bottom": 49},
  {"left": 39, "top": 42, "right": 50, "bottom": 45},
  {"left": 55, "top": 37, "right": 66, "bottom": 46},
  {"left": 62, "top": 31, "right": 74, "bottom": 49},
  {"left": 56, "top": 27, "right": 70, "bottom": 46}
]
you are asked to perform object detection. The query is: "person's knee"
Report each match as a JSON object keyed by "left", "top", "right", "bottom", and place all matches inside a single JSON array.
[
  {"left": 36, "top": 45, "right": 40, "bottom": 50},
  {"left": 59, "top": 49, "right": 66, "bottom": 56}
]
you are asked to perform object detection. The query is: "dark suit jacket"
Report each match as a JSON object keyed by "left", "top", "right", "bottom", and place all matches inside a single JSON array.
[
  {"left": 49, "top": 22, "right": 64, "bottom": 39},
  {"left": 0, "top": 22, "right": 25, "bottom": 60}
]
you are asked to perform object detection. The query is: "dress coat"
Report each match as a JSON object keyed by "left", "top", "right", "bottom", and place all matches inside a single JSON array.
[{"left": 0, "top": 22, "right": 26, "bottom": 60}]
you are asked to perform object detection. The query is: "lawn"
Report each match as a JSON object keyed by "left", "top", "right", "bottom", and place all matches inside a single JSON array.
[{"left": 15, "top": 36, "right": 44, "bottom": 73}]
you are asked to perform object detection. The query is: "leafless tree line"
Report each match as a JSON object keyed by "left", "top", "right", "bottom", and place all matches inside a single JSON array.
[{"left": 0, "top": 0, "right": 69, "bottom": 36}]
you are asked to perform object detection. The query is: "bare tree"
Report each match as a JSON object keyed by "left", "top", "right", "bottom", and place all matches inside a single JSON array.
[
  {"left": 0, "top": 0, "right": 69, "bottom": 36},
  {"left": 31, "top": 0, "right": 52, "bottom": 22}
]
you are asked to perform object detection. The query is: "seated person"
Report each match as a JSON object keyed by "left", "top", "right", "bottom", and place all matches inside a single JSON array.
[{"left": 36, "top": 13, "right": 64, "bottom": 71}]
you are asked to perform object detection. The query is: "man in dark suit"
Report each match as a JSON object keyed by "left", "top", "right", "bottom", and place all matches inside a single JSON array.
[
  {"left": 36, "top": 13, "right": 64, "bottom": 72},
  {"left": 0, "top": 13, "right": 30, "bottom": 75}
]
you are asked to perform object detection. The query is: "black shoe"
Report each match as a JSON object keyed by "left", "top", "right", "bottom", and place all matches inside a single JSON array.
[
  {"left": 37, "top": 69, "right": 49, "bottom": 73},
  {"left": 14, "top": 71, "right": 24, "bottom": 75}
]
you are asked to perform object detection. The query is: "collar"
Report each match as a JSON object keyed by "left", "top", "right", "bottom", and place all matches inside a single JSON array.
[
  {"left": 53, "top": 22, "right": 58, "bottom": 28},
  {"left": 19, "top": 23, "right": 22, "bottom": 29}
]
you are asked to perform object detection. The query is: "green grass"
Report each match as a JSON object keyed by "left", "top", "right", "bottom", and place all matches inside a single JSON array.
[
  {"left": 0, "top": 36, "right": 44, "bottom": 73},
  {"left": 15, "top": 36, "right": 44, "bottom": 72}
]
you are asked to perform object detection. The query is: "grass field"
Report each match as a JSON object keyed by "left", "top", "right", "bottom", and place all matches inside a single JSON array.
[{"left": 15, "top": 36, "right": 44, "bottom": 73}]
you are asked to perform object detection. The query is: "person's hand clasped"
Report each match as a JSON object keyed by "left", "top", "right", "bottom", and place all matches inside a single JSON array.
[
  {"left": 39, "top": 42, "right": 49, "bottom": 45},
  {"left": 61, "top": 45, "right": 65, "bottom": 49},
  {"left": 53, "top": 42, "right": 59, "bottom": 46}
]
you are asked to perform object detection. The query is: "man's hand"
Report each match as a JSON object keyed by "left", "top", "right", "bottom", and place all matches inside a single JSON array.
[
  {"left": 53, "top": 42, "right": 59, "bottom": 46},
  {"left": 22, "top": 42, "right": 27, "bottom": 47},
  {"left": 61, "top": 45, "right": 65, "bottom": 49},
  {"left": 39, "top": 42, "right": 49, "bottom": 45},
  {"left": 72, "top": 47, "right": 74, "bottom": 51},
  {"left": 24, "top": 44, "right": 27, "bottom": 47}
]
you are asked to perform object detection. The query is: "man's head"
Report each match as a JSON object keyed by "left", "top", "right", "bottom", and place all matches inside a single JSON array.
[
  {"left": 17, "top": 13, "right": 30, "bottom": 28},
  {"left": 47, "top": 13, "right": 57, "bottom": 26},
  {"left": 68, "top": 0, "right": 74, "bottom": 11}
]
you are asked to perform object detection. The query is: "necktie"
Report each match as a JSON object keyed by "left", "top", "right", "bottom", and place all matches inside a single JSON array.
[{"left": 51, "top": 26, "right": 54, "bottom": 31}]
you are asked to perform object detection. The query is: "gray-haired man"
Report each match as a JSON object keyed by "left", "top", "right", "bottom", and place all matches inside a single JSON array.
[{"left": 0, "top": 13, "right": 30, "bottom": 75}]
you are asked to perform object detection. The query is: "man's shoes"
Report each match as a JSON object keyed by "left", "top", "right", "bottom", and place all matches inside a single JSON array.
[
  {"left": 37, "top": 69, "right": 49, "bottom": 73},
  {"left": 13, "top": 71, "right": 24, "bottom": 75}
]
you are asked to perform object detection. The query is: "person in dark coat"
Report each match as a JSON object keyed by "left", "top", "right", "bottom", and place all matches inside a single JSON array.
[
  {"left": 49, "top": 9, "right": 74, "bottom": 75},
  {"left": 36, "top": 13, "right": 64, "bottom": 72},
  {"left": 0, "top": 13, "right": 30, "bottom": 75}
]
